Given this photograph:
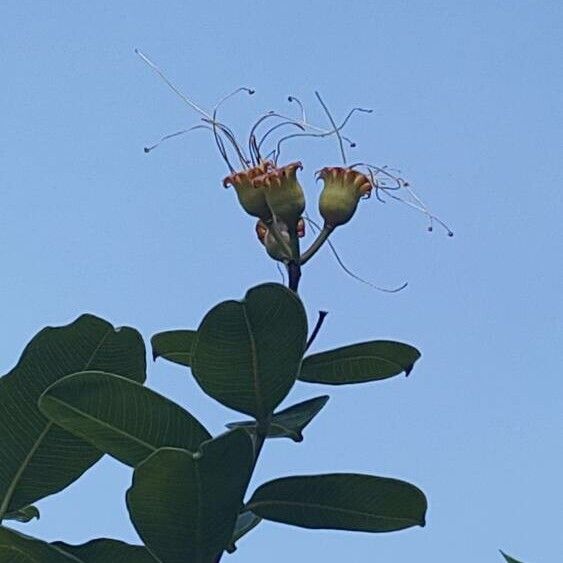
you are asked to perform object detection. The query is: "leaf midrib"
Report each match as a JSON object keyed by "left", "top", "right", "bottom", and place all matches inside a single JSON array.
[
  {"left": 248, "top": 499, "right": 420, "bottom": 526},
  {"left": 41, "top": 395, "right": 157, "bottom": 456},
  {"left": 0, "top": 327, "right": 113, "bottom": 517},
  {"left": 304, "top": 355, "right": 409, "bottom": 374},
  {"left": 241, "top": 304, "right": 263, "bottom": 420}
]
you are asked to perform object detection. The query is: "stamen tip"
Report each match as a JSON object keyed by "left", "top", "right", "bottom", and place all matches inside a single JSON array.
[
  {"left": 427, "top": 226, "right": 433, "bottom": 232},
  {"left": 447, "top": 231, "right": 454, "bottom": 237},
  {"left": 143, "top": 147, "right": 151, "bottom": 153}
]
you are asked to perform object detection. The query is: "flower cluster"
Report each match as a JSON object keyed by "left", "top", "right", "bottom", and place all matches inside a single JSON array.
[{"left": 138, "top": 51, "right": 452, "bottom": 291}]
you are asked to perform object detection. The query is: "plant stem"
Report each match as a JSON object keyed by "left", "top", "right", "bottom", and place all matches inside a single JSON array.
[
  {"left": 287, "top": 228, "right": 302, "bottom": 293},
  {"left": 287, "top": 262, "right": 301, "bottom": 292},
  {"left": 300, "top": 225, "right": 334, "bottom": 265},
  {"left": 305, "top": 310, "right": 328, "bottom": 352}
]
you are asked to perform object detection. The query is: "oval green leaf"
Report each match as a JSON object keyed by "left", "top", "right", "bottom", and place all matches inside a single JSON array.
[
  {"left": 227, "top": 395, "right": 329, "bottom": 442},
  {"left": 151, "top": 330, "right": 196, "bottom": 367},
  {"left": 299, "top": 341, "right": 421, "bottom": 385},
  {"left": 52, "top": 539, "right": 157, "bottom": 562},
  {"left": 0, "top": 315, "right": 146, "bottom": 518},
  {"left": 127, "top": 429, "right": 254, "bottom": 563},
  {"left": 192, "top": 283, "right": 308, "bottom": 420},
  {"left": 39, "top": 371, "right": 211, "bottom": 467},
  {"left": 247, "top": 473, "right": 427, "bottom": 533}
]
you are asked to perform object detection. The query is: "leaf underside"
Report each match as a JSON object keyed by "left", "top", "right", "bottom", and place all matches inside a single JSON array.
[
  {"left": 192, "top": 283, "right": 308, "bottom": 420},
  {"left": 300, "top": 341, "right": 421, "bottom": 385},
  {"left": 247, "top": 473, "right": 427, "bottom": 533},
  {"left": 151, "top": 330, "right": 196, "bottom": 367},
  {"left": 227, "top": 395, "right": 329, "bottom": 442},
  {"left": 0, "top": 315, "right": 146, "bottom": 516},
  {"left": 127, "top": 429, "right": 254, "bottom": 563},
  {"left": 39, "top": 371, "right": 211, "bottom": 467}
]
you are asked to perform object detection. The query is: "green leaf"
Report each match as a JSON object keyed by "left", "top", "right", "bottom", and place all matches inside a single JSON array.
[
  {"left": 0, "top": 315, "right": 146, "bottom": 518},
  {"left": 299, "top": 341, "right": 421, "bottom": 385},
  {"left": 227, "top": 395, "right": 329, "bottom": 442},
  {"left": 127, "top": 429, "right": 254, "bottom": 563},
  {"left": 0, "top": 527, "right": 79, "bottom": 562},
  {"left": 3, "top": 506, "right": 40, "bottom": 524},
  {"left": 39, "top": 371, "right": 211, "bottom": 467},
  {"left": 0, "top": 529, "right": 156, "bottom": 563},
  {"left": 500, "top": 551, "right": 525, "bottom": 563},
  {"left": 247, "top": 473, "right": 427, "bottom": 533},
  {"left": 52, "top": 539, "right": 157, "bottom": 562},
  {"left": 192, "top": 283, "right": 308, "bottom": 420},
  {"left": 151, "top": 330, "right": 196, "bottom": 367},
  {"left": 226, "top": 511, "right": 262, "bottom": 553}
]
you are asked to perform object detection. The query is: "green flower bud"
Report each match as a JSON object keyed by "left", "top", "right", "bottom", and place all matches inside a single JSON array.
[
  {"left": 255, "top": 218, "right": 305, "bottom": 262},
  {"left": 318, "top": 166, "right": 372, "bottom": 228},
  {"left": 223, "top": 161, "right": 273, "bottom": 220},
  {"left": 254, "top": 162, "right": 306, "bottom": 229}
]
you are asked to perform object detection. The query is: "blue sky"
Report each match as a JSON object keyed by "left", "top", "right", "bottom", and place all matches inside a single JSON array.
[{"left": 1, "top": 1, "right": 562, "bottom": 561}]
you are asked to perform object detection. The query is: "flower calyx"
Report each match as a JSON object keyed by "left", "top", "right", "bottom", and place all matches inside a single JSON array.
[
  {"left": 253, "top": 162, "right": 306, "bottom": 229},
  {"left": 223, "top": 160, "right": 274, "bottom": 220},
  {"left": 318, "top": 166, "right": 372, "bottom": 228}
]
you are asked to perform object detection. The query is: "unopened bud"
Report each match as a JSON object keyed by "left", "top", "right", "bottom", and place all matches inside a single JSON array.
[
  {"left": 255, "top": 218, "right": 305, "bottom": 262},
  {"left": 318, "top": 167, "right": 372, "bottom": 227}
]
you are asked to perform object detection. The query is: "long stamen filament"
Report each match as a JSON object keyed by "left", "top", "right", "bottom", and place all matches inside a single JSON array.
[
  {"left": 135, "top": 49, "right": 211, "bottom": 119},
  {"left": 287, "top": 95, "right": 306, "bottom": 122},
  {"left": 143, "top": 124, "right": 209, "bottom": 153},
  {"left": 315, "top": 91, "right": 347, "bottom": 166},
  {"left": 303, "top": 216, "right": 408, "bottom": 292}
]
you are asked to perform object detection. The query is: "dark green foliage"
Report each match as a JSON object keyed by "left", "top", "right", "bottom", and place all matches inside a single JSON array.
[
  {"left": 0, "top": 285, "right": 433, "bottom": 560},
  {"left": 126, "top": 430, "right": 254, "bottom": 563},
  {"left": 226, "top": 511, "right": 262, "bottom": 553},
  {"left": 39, "top": 371, "right": 211, "bottom": 466},
  {"left": 247, "top": 474, "right": 427, "bottom": 532},
  {"left": 151, "top": 329, "right": 196, "bottom": 367},
  {"left": 191, "top": 284, "right": 308, "bottom": 420},
  {"left": 0, "top": 315, "right": 145, "bottom": 517},
  {"left": 300, "top": 340, "right": 421, "bottom": 384},
  {"left": 0, "top": 527, "right": 156, "bottom": 562},
  {"left": 0, "top": 527, "right": 79, "bottom": 562},
  {"left": 3, "top": 506, "right": 39, "bottom": 524},
  {"left": 227, "top": 395, "right": 329, "bottom": 442}
]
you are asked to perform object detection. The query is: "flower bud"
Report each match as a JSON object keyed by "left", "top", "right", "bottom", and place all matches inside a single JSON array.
[
  {"left": 318, "top": 167, "right": 372, "bottom": 227},
  {"left": 254, "top": 162, "right": 305, "bottom": 229},
  {"left": 255, "top": 218, "right": 305, "bottom": 262},
  {"left": 223, "top": 161, "right": 273, "bottom": 220}
]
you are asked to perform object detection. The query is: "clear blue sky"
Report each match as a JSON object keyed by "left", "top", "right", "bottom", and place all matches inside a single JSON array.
[{"left": 2, "top": 1, "right": 562, "bottom": 561}]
